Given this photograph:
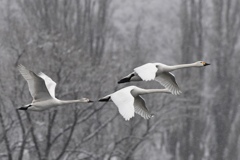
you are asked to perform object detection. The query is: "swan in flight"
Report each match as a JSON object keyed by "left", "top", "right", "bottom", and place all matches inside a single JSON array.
[
  {"left": 99, "top": 86, "right": 171, "bottom": 121},
  {"left": 17, "top": 64, "right": 92, "bottom": 111},
  {"left": 118, "top": 61, "right": 210, "bottom": 95}
]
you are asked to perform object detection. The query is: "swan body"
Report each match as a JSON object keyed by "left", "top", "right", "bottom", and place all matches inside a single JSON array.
[
  {"left": 18, "top": 64, "right": 92, "bottom": 111},
  {"left": 118, "top": 61, "right": 210, "bottom": 95},
  {"left": 99, "top": 86, "right": 171, "bottom": 121}
]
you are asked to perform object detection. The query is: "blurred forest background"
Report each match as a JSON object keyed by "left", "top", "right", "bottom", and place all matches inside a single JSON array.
[{"left": 0, "top": 0, "right": 240, "bottom": 160}]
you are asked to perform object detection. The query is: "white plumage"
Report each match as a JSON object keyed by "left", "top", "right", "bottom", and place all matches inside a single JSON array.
[
  {"left": 111, "top": 87, "right": 135, "bottom": 121},
  {"left": 154, "top": 72, "right": 180, "bottom": 95},
  {"left": 18, "top": 64, "right": 92, "bottom": 111},
  {"left": 99, "top": 86, "right": 171, "bottom": 121},
  {"left": 38, "top": 72, "right": 56, "bottom": 98},
  {"left": 134, "top": 63, "right": 157, "bottom": 81},
  {"left": 118, "top": 61, "right": 210, "bottom": 95}
]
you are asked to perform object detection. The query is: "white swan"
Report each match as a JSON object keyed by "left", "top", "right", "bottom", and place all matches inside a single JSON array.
[
  {"left": 118, "top": 61, "right": 210, "bottom": 95},
  {"left": 99, "top": 86, "right": 171, "bottom": 121},
  {"left": 17, "top": 64, "right": 92, "bottom": 111}
]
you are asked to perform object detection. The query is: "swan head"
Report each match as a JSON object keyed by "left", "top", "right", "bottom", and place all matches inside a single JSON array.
[
  {"left": 195, "top": 61, "right": 210, "bottom": 67},
  {"left": 80, "top": 98, "right": 93, "bottom": 103}
]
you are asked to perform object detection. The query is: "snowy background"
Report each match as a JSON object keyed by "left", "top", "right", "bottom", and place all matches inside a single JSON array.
[{"left": 0, "top": 0, "right": 240, "bottom": 160}]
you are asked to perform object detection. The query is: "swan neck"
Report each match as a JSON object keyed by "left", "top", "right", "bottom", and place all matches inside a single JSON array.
[
  {"left": 139, "top": 89, "right": 171, "bottom": 95},
  {"left": 168, "top": 63, "right": 196, "bottom": 71},
  {"left": 58, "top": 99, "right": 82, "bottom": 105}
]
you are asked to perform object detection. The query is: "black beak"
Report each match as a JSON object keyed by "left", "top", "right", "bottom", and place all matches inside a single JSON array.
[
  {"left": 204, "top": 63, "right": 210, "bottom": 66},
  {"left": 88, "top": 100, "right": 94, "bottom": 103}
]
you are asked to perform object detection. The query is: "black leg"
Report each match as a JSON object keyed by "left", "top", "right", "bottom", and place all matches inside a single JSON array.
[
  {"left": 118, "top": 74, "right": 134, "bottom": 83},
  {"left": 17, "top": 105, "right": 31, "bottom": 110}
]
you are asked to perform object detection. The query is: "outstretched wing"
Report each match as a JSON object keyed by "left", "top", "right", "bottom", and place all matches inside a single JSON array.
[
  {"left": 38, "top": 72, "right": 56, "bottom": 98},
  {"left": 18, "top": 64, "right": 52, "bottom": 100},
  {"left": 155, "top": 72, "right": 182, "bottom": 95},
  {"left": 134, "top": 95, "right": 153, "bottom": 119},
  {"left": 134, "top": 63, "right": 158, "bottom": 81},
  {"left": 111, "top": 87, "right": 135, "bottom": 121}
]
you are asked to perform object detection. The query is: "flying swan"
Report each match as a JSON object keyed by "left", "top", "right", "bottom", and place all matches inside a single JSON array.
[
  {"left": 17, "top": 64, "right": 92, "bottom": 111},
  {"left": 99, "top": 86, "right": 171, "bottom": 120},
  {"left": 118, "top": 61, "right": 210, "bottom": 95}
]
